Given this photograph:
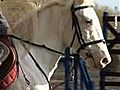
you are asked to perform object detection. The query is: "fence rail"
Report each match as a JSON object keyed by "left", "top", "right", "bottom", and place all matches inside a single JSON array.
[{"left": 100, "top": 12, "right": 120, "bottom": 90}]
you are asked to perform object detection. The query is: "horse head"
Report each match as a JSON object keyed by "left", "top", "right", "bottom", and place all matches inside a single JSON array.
[{"left": 77, "top": 0, "right": 111, "bottom": 68}]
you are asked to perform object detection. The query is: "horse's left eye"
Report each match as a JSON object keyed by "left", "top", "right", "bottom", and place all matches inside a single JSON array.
[{"left": 86, "top": 19, "right": 92, "bottom": 24}]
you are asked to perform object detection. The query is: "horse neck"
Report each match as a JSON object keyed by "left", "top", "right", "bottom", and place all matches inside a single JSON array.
[{"left": 12, "top": 1, "right": 75, "bottom": 52}]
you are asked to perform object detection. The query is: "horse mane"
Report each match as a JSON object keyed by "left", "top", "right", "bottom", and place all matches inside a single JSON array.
[
  {"left": 3, "top": 0, "right": 88, "bottom": 40},
  {"left": 11, "top": 0, "right": 73, "bottom": 40}
]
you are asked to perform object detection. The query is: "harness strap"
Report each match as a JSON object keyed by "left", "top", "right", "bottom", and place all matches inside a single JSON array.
[
  {"left": 71, "top": 4, "right": 86, "bottom": 48},
  {"left": 19, "top": 61, "right": 30, "bottom": 85},
  {"left": 76, "top": 39, "right": 105, "bottom": 53},
  {"left": 21, "top": 43, "right": 52, "bottom": 90},
  {"left": 70, "top": 30, "right": 76, "bottom": 47},
  {"left": 8, "top": 34, "right": 64, "bottom": 55},
  {"left": 74, "top": 5, "right": 93, "bottom": 11}
]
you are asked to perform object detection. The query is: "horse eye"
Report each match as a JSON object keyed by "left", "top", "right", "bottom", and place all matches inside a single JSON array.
[{"left": 86, "top": 19, "right": 92, "bottom": 24}]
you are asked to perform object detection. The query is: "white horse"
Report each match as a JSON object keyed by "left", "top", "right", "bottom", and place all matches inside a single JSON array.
[{"left": 1, "top": 0, "right": 111, "bottom": 90}]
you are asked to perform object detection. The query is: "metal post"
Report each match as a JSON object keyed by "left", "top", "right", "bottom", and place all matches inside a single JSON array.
[
  {"left": 74, "top": 54, "right": 78, "bottom": 90},
  {"left": 78, "top": 56, "right": 95, "bottom": 90},
  {"left": 63, "top": 47, "right": 72, "bottom": 90},
  {"left": 103, "top": 12, "right": 109, "bottom": 43},
  {"left": 114, "top": 6, "right": 118, "bottom": 30},
  {"left": 100, "top": 69, "right": 106, "bottom": 90}
]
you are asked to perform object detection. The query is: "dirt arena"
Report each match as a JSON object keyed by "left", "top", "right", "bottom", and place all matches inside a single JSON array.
[
  {"left": 50, "top": 62, "right": 100, "bottom": 90},
  {"left": 50, "top": 61, "right": 120, "bottom": 90}
]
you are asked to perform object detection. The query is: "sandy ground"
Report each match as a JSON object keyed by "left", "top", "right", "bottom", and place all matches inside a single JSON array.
[{"left": 50, "top": 61, "right": 120, "bottom": 90}]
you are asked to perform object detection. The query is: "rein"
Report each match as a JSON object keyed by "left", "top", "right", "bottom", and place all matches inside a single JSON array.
[
  {"left": 8, "top": 35, "right": 64, "bottom": 55},
  {"left": 21, "top": 43, "right": 51, "bottom": 89}
]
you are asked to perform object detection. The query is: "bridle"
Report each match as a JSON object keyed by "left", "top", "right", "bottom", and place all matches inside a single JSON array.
[
  {"left": 70, "top": 3, "right": 105, "bottom": 53},
  {"left": 6, "top": 2, "right": 105, "bottom": 90}
]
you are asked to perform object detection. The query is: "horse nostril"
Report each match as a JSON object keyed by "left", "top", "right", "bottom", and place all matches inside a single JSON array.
[{"left": 102, "top": 58, "right": 108, "bottom": 64}]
